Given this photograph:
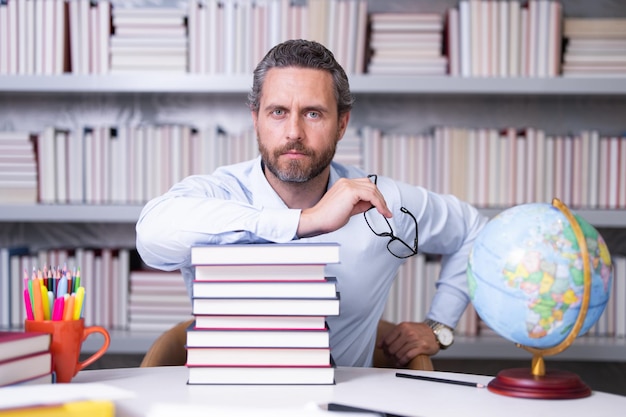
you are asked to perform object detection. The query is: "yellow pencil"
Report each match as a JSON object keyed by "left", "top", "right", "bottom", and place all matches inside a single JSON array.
[
  {"left": 73, "top": 287, "right": 85, "bottom": 320},
  {"left": 40, "top": 282, "right": 51, "bottom": 320}
]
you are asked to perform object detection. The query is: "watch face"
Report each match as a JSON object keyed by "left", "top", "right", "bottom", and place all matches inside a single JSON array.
[{"left": 437, "top": 328, "right": 454, "bottom": 347}]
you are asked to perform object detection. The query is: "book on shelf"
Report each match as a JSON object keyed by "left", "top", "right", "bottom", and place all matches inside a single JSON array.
[
  {"left": 0, "top": 247, "right": 30, "bottom": 329},
  {"left": 193, "top": 315, "right": 327, "bottom": 330},
  {"left": 192, "top": 294, "right": 340, "bottom": 317},
  {"left": 111, "top": 8, "right": 187, "bottom": 27},
  {"left": 191, "top": 242, "right": 340, "bottom": 266},
  {"left": 563, "top": 17, "right": 626, "bottom": 37},
  {"left": 113, "top": 26, "right": 187, "bottom": 37},
  {"left": 194, "top": 263, "right": 328, "bottom": 282},
  {"left": 186, "top": 346, "right": 331, "bottom": 367},
  {"left": 0, "top": 331, "right": 50, "bottom": 363},
  {"left": 192, "top": 277, "right": 338, "bottom": 299},
  {"left": 130, "top": 270, "right": 188, "bottom": 294},
  {"left": 110, "top": 54, "right": 188, "bottom": 68},
  {"left": 128, "top": 304, "right": 192, "bottom": 316},
  {"left": 129, "top": 293, "right": 190, "bottom": 305},
  {"left": 0, "top": 351, "right": 52, "bottom": 387},
  {"left": 369, "top": 12, "right": 442, "bottom": 33},
  {"left": 186, "top": 363, "right": 335, "bottom": 385},
  {"left": 0, "top": 132, "right": 37, "bottom": 204},
  {"left": 186, "top": 325, "right": 330, "bottom": 348},
  {"left": 367, "top": 11, "right": 445, "bottom": 76}
]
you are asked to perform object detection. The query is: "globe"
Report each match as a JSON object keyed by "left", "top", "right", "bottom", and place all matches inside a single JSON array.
[{"left": 467, "top": 202, "right": 613, "bottom": 350}]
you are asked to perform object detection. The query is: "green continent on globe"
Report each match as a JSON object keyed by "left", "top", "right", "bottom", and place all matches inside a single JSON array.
[{"left": 467, "top": 203, "right": 612, "bottom": 349}]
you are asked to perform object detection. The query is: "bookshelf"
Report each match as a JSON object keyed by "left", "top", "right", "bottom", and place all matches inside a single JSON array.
[{"left": 2, "top": 0, "right": 626, "bottom": 360}]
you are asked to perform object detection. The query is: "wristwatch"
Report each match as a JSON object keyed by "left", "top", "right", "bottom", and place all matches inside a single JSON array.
[{"left": 425, "top": 319, "right": 454, "bottom": 349}]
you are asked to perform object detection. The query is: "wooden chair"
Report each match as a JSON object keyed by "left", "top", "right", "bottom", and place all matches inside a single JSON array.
[
  {"left": 373, "top": 319, "right": 434, "bottom": 371},
  {"left": 140, "top": 319, "right": 192, "bottom": 367},
  {"left": 140, "top": 318, "right": 433, "bottom": 371}
]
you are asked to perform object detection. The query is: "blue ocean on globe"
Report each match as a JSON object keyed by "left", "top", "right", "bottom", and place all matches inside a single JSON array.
[{"left": 467, "top": 202, "right": 613, "bottom": 349}]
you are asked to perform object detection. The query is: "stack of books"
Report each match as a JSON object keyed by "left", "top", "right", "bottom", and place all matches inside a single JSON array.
[
  {"left": 128, "top": 270, "right": 191, "bottom": 332},
  {"left": 562, "top": 17, "right": 626, "bottom": 77},
  {"left": 109, "top": 6, "right": 188, "bottom": 73},
  {"left": 367, "top": 12, "right": 447, "bottom": 75},
  {"left": 186, "top": 242, "right": 341, "bottom": 385},
  {"left": 0, "top": 132, "right": 38, "bottom": 204},
  {"left": 0, "top": 331, "right": 53, "bottom": 387}
]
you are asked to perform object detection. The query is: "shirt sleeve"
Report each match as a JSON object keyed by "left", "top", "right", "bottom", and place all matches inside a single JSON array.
[
  {"left": 393, "top": 180, "right": 488, "bottom": 329},
  {"left": 135, "top": 174, "right": 301, "bottom": 272}
]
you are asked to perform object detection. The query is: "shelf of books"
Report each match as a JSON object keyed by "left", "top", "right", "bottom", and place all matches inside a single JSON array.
[
  {"left": 2, "top": 126, "right": 625, "bottom": 224},
  {"left": 3, "top": 240, "right": 624, "bottom": 361}
]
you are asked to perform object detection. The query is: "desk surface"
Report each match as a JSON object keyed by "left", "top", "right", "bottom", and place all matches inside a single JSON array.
[{"left": 73, "top": 366, "right": 626, "bottom": 417}]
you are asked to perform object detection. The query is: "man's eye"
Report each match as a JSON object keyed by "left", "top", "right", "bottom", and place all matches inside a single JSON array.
[
  {"left": 272, "top": 109, "right": 284, "bottom": 116},
  {"left": 307, "top": 111, "right": 319, "bottom": 119}
]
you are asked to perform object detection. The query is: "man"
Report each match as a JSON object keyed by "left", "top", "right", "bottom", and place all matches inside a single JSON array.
[{"left": 136, "top": 39, "right": 487, "bottom": 367}]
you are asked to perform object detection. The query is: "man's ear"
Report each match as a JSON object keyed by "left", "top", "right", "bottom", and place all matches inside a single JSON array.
[
  {"left": 251, "top": 111, "right": 258, "bottom": 130},
  {"left": 337, "top": 111, "right": 351, "bottom": 140}
]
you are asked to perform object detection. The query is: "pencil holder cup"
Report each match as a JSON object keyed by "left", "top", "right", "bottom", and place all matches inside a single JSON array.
[{"left": 24, "top": 318, "right": 110, "bottom": 383}]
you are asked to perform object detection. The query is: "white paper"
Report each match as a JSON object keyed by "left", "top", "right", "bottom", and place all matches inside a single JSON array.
[
  {"left": 0, "top": 382, "right": 135, "bottom": 410},
  {"left": 148, "top": 401, "right": 379, "bottom": 417}
]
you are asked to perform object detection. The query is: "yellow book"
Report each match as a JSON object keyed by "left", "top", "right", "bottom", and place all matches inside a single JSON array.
[{"left": 0, "top": 400, "right": 114, "bottom": 417}]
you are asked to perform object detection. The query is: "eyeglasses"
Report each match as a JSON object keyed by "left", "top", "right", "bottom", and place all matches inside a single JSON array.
[{"left": 363, "top": 174, "right": 419, "bottom": 259}]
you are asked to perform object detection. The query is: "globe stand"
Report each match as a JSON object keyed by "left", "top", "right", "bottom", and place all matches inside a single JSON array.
[{"left": 487, "top": 199, "right": 592, "bottom": 399}]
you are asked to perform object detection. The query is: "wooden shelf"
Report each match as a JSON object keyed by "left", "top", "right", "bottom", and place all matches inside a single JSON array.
[
  {"left": 81, "top": 329, "right": 160, "bottom": 355},
  {"left": 82, "top": 331, "right": 626, "bottom": 361},
  {"left": 0, "top": 205, "right": 624, "bottom": 227},
  {"left": 0, "top": 205, "right": 144, "bottom": 223},
  {"left": 440, "top": 335, "right": 626, "bottom": 362},
  {"left": 1, "top": 74, "right": 626, "bottom": 95}
]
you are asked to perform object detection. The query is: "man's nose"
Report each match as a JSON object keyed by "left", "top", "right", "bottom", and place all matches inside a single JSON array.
[{"left": 285, "top": 114, "right": 304, "bottom": 141}]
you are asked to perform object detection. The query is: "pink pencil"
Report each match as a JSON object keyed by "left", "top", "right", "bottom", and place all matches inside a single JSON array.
[
  {"left": 23, "top": 289, "right": 34, "bottom": 320},
  {"left": 52, "top": 296, "right": 65, "bottom": 321}
]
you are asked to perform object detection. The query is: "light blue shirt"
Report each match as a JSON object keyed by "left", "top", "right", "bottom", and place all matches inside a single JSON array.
[{"left": 136, "top": 156, "right": 487, "bottom": 367}]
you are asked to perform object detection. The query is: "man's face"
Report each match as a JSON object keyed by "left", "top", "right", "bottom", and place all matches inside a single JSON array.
[{"left": 253, "top": 67, "right": 349, "bottom": 183}]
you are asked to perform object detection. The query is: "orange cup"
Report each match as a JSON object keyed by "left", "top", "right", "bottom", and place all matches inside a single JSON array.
[{"left": 24, "top": 318, "right": 110, "bottom": 383}]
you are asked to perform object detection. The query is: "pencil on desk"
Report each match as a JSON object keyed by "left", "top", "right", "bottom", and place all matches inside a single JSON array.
[{"left": 395, "top": 372, "right": 486, "bottom": 388}]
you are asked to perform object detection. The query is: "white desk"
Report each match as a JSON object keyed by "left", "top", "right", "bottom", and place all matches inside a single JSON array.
[{"left": 73, "top": 366, "right": 626, "bottom": 417}]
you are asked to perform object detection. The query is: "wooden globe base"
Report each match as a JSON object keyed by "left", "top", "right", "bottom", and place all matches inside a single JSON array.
[{"left": 487, "top": 368, "right": 591, "bottom": 399}]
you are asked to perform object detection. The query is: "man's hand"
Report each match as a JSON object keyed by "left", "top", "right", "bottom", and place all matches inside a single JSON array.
[
  {"left": 297, "top": 177, "right": 392, "bottom": 238},
  {"left": 376, "top": 321, "right": 440, "bottom": 367}
]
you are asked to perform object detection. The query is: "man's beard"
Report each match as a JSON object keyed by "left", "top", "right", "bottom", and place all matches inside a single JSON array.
[{"left": 259, "top": 139, "right": 337, "bottom": 183}]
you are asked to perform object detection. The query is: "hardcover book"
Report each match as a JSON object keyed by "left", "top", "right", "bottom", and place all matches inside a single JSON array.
[
  {"left": 193, "top": 315, "right": 327, "bottom": 330},
  {"left": 186, "top": 346, "right": 331, "bottom": 367},
  {"left": 0, "top": 351, "right": 52, "bottom": 387},
  {"left": 0, "top": 331, "right": 50, "bottom": 363},
  {"left": 186, "top": 364, "right": 335, "bottom": 385},
  {"left": 186, "top": 325, "right": 330, "bottom": 349},
  {"left": 194, "top": 263, "right": 327, "bottom": 282},
  {"left": 190, "top": 242, "right": 340, "bottom": 266},
  {"left": 192, "top": 277, "right": 338, "bottom": 299},
  {"left": 191, "top": 294, "right": 340, "bottom": 316}
]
